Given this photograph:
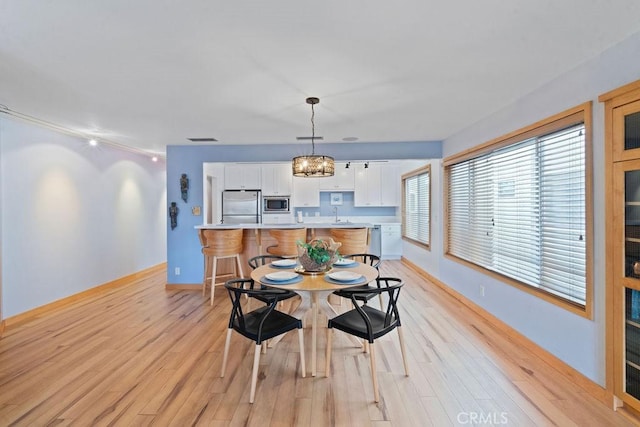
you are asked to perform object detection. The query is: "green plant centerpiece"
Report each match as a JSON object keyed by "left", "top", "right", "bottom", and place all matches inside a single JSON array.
[{"left": 297, "top": 238, "right": 341, "bottom": 272}]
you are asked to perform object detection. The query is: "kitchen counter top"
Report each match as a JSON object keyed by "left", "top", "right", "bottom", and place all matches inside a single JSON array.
[{"left": 195, "top": 222, "right": 375, "bottom": 230}]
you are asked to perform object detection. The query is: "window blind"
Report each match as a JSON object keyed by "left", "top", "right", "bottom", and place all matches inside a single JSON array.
[
  {"left": 404, "top": 168, "right": 430, "bottom": 246},
  {"left": 447, "top": 124, "right": 586, "bottom": 306}
]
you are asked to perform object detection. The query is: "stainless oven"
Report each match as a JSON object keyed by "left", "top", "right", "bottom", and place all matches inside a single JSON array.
[{"left": 263, "top": 196, "right": 290, "bottom": 214}]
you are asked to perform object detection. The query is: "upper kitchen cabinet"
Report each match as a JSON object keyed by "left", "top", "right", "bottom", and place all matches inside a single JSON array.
[
  {"left": 261, "top": 163, "right": 292, "bottom": 195},
  {"left": 380, "top": 163, "right": 400, "bottom": 206},
  {"left": 292, "top": 176, "right": 320, "bottom": 207},
  {"left": 224, "top": 164, "right": 261, "bottom": 190},
  {"left": 319, "top": 162, "right": 354, "bottom": 191},
  {"left": 354, "top": 162, "right": 399, "bottom": 206}
]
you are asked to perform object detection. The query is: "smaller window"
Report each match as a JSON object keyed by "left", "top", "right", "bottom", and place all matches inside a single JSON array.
[{"left": 402, "top": 165, "right": 431, "bottom": 248}]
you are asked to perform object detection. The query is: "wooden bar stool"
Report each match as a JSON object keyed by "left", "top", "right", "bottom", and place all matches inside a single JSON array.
[
  {"left": 329, "top": 227, "right": 369, "bottom": 255},
  {"left": 265, "top": 228, "right": 307, "bottom": 257},
  {"left": 199, "top": 228, "right": 244, "bottom": 305}
]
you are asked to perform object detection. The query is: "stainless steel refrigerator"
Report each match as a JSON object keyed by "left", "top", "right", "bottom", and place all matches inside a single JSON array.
[{"left": 221, "top": 190, "right": 261, "bottom": 224}]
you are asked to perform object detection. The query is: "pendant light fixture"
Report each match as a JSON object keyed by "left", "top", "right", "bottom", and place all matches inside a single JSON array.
[{"left": 292, "top": 97, "right": 335, "bottom": 177}]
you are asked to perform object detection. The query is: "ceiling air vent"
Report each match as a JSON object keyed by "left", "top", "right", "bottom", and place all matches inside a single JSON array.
[{"left": 188, "top": 137, "right": 218, "bottom": 142}]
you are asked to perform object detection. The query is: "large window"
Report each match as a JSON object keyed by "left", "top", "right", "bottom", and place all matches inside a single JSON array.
[
  {"left": 444, "top": 103, "right": 592, "bottom": 314},
  {"left": 402, "top": 165, "right": 431, "bottom": 248}
]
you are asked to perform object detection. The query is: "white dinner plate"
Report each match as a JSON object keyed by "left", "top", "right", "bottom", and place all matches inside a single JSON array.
[
  {"left": 265, "top": 271, "right": 299, "bottom": 281},
  {"left": 271, "top": 259, "right": 297, "bottom": 267},
  {"left": 333, "top": 258, "right": 357, "bottom": 266},
  {"left": 327, "top": 271, "right": 362, "bottom": 282}
]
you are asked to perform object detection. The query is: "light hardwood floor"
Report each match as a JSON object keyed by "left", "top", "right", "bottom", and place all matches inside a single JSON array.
[{"left": 0, "top": 261, "right": 637, "bottom": 426}]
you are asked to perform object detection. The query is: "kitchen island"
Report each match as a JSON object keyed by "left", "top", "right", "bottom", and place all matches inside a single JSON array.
[{"left": 195, "top": 222, "right": 376, "bottom": 278}]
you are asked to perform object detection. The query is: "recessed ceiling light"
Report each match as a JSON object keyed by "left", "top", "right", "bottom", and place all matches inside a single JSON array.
[
  {"left": 188, "top": 137, "right": 218, "bottom": 142},
  {"left": 88, "top": 138, "right": 98, "bottom": 146},
  {"left": 342, "top": 137, "right": 359, "bottom": 142},
  {"left": 151, "top": 156, "right": 158, "bottom": 162}
]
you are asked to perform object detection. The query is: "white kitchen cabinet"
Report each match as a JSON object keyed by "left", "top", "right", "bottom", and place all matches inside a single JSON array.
[
  {"left": 261, "top": 163, "right": 292, "bottom": 195},
  {"left": 262, "top": 213, "right": 295, "bottom": 224},
  {"left": 354, "top": 163, "right": 382, "bottom": 206},
  {"left": 354, "top": 162, "right": 399, "bottom": 206},
  {"left": 379, "top": 163, "right": 399, "bottom": 206},
  {"left": 224, "top": 164, "right": 261, "bottom": 190},
  {"left": 381, "top": 223, "right": 402, "bottom": 259},
  {"left": 319, "top": 162, "right": 354, "bottom": 190},
  {"left": 292, "top": 176, "right": 320, "bottom": 207}
]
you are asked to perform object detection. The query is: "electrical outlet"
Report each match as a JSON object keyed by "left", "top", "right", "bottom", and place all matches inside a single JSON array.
[
  {"left": 175, "top": 267, "right": 181, "bottom": 275},
  {"left": 480, "top": 285, "right": 485, "bottom": 297}
]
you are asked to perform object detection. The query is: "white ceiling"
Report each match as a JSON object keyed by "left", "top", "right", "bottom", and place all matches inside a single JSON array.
[{"left": 1, "top": 1, "right": 640, "bottom": 157}]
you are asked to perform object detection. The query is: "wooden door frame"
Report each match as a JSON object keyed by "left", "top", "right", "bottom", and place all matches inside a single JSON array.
[
  {"left": 0, "top": 128, "right": 3, "bottom": 337},
  {"left": 600, "top": 79, "right": 640, "bottom": 407}
]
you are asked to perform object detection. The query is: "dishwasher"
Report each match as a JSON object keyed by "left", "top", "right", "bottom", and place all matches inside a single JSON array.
[{"left": 369, "top": 225, "right": 382, "bottom": 258}]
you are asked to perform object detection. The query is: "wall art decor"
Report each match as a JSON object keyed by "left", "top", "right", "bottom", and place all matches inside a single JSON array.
[
  {"left": 169, "top": 202, "right": 179, "bottom": 230},
  {"left": 180, "top": 173, "right": 189, "bottom": 203}
]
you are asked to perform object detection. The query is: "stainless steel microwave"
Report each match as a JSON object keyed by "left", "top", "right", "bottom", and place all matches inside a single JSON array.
[{"left": 263, "top": 196, "right": 290, "bottom": 213}]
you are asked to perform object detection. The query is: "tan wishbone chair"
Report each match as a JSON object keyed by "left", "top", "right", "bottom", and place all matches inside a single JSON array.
[
  {"left": 265, "top": 228, "right": 307, "bottom": 257},
  {"left": 199, "top": 228, "right": 244, "bottom": 305},
  {"left": 329, "top": 227, "right": 370, "bottom": 256}
]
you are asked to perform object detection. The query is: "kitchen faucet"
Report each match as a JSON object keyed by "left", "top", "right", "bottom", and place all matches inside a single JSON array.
[{"left": 333, "top": 206, "right": 339, "bottom": 223}]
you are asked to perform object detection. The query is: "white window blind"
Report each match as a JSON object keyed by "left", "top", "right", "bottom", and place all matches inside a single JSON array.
[
  {"left": 447, "top": 124, "right": 586, "bottom": 306},
  {"left": 403, "top": 167, "right": 430, "bottom": 246}
]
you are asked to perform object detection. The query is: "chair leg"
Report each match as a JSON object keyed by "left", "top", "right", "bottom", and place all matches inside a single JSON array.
[
  {"left": 397, "top": 326, "right": 409, "bottom": 376},
  {"left": 298, "top": 328, "right": 306, "bottom": 378},
  {"left": 202, "top": 255, "right": 208, "bottom": 297},
  {"left": 250, "top": 344, "right": 261, "bottom": 404},
  {"left": 242, "top": 279, "right": 252, "bottom": 311},
  {"left": 221, "top": 328, "right": 232, "bottom": 377},
  {"left": 210, "top": 256, "right": 218, "bottom": 306},
  {"left": 325, "top": 328, "right": 333, "bottom": 378},
  {"left": 235, "top": 254, "right": 244, "bottom": 278},
  {"left": 369, "top": 342, "right": 379, "bottom": 402},
  {"left": 235, "top": 254, "right": 248, "bottom": 302}
]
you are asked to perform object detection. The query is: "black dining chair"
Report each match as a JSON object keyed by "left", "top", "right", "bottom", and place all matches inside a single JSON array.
[
  {"left": 247, "top": 255, "right": 299, "bottom": 306},
  {"left": 332, "top": 253, "right": 383, "bottom": 309},
  {"left": 221, "top": 278, "right": 306, "bottom": 403},
  {"left": 247, "top": 254, "right": 292, "bottom": 269},
  {"left": 325, "top": 277, "right": 408, "bottom": 402}
]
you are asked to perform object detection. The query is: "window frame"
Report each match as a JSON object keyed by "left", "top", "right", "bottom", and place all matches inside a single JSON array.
[
  {"left": 443, "top": 102, "right": 593, "bottom": 318},
  {"left": 402, "top": 164, "right": 431, "bottom": 250}
]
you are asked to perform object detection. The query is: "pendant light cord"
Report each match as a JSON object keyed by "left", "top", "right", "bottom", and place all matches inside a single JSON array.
[{"left": 310, "top": 102, "right": 316, "bottom": 155}]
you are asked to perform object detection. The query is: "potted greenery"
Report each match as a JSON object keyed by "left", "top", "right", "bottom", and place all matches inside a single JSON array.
[{"left": 297, "top": 238, "right": 341, "bottom": 272}]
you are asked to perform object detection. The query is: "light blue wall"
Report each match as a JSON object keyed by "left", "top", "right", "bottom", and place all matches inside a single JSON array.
[
  {"left": 0, "top": 117, "right": 167, "bottom": 318},
  {"left": 165, "top": 141, "right": 442, "bottom": 284},
  {"left": 402, "top": 30, "right": 640, "bottom": 385}
]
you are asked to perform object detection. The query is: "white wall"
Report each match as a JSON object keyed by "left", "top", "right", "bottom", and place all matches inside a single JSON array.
[
  {"left": 0, "top": 117, "right": 167, "bottom": 318},
  {"left": 401, "top": 31, "right": 640, "bottom": 385},
  {"left": 399, "top": 158, "right": 443, "bottom": 277}
]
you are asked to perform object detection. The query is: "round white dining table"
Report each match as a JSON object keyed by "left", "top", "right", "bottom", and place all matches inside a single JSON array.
[{"left": 250, "top": 261, "right": 379, "bottom": 376}]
